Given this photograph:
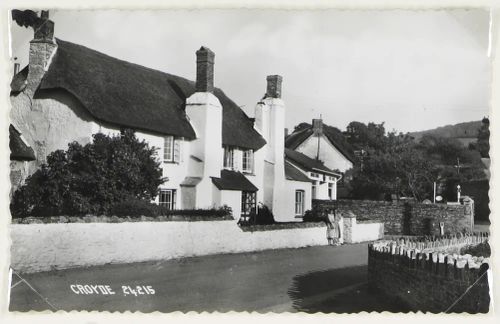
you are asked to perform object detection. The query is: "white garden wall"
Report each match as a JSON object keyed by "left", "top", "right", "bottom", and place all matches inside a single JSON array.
[
  {"left": 343, "top": 216, "right": 384, "bottom": 243},
  {"left": 10, "top": 221, "right": 328, "bottom": 273}
]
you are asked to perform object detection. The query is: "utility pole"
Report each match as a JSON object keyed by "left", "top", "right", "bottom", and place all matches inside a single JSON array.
[{"left": 454, "top": 157, "right": 461, "bottom": 175}]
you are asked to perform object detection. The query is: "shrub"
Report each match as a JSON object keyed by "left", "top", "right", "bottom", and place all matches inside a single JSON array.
[
  {"left": 10, "top": 130, "right": 164, "bottom": 218},
  {"left": 303, "top": 206, "right": 326, "bottom": 223},
  {"left": 460, "top": 241, "right": 491, "bottom": 257},
  {"left": 242, "top": 204, "right": 275, "bottom": 225},
  {"left": 110, "top": 199, "right": 233, "bottom": 218},
  {"left": 110, "top": 198, "right": 158, "bottom": 217}
]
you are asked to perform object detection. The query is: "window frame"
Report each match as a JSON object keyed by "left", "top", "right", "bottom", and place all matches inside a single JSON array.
[
  {"left": 163, "top": 136, "right": 175, "bottom": 162},
  {"left": 295, "top": 190, "right": 305, "bottom": 216},
  {"left": 312, "top": 181, "right": 317, "bottom": 200},
  {"left": 224, "top": 146, "right": 235, "bottom": 169},
  {"left": 242, "top": 149, "right": 254, "bottom": 173},
  {"left": 159, "top": 189, "right": 177, "bottom": 210}
]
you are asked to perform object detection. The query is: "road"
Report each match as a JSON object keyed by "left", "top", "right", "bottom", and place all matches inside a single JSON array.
[{"left": 9, "top": 243, "right": 409, "bottom": 313}]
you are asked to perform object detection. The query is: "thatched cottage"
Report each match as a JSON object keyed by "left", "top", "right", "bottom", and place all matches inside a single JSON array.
[{"left": 10, "top": 12, "right": 345, "bottom": 222}]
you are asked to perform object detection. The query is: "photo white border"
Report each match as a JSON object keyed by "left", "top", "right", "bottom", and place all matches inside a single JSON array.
[{"left": 0, "top": 0, "right": 498, "bottom": 323}]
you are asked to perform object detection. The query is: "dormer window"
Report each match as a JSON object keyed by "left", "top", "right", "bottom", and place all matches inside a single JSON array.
[{"left": 224, "top": 147, "right": 234, "bottom": 169}]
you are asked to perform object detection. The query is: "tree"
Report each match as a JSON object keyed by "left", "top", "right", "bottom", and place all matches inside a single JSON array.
[
  {"left": 11, "top": 130, "right": 164, "bottom": 217},
  {"left": 345, "top": 121, "right": 387, "bottom": 152},
  {"left": 350, "top": 133, "right": 440, "bottom": 201},
  {"left": 349, "top": 128, "right": 486, "bottom": 201},
  {"left": 475, "top": 117, "right": 490, "bottom": 158}
]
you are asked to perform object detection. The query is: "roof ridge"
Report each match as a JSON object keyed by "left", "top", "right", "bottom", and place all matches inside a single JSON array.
[{"left": 55, "top": 38, "right": 195, "bottom": 85}]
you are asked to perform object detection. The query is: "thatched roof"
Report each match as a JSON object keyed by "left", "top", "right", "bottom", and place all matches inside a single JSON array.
[
  {"left": 12, "top": 39, "right": 266, "bottom": 150},
  {"left": 285, "top": 124, "right": 355, "bottom": 162},
  {"left": 211, "top": 170, "right": 258, "bottom": 192},
  {"left": 10, "top": 125, "right": 36, "bottom": 161},
  {"left": 285, "top": 148, "right": 338, "bottom": 176}
]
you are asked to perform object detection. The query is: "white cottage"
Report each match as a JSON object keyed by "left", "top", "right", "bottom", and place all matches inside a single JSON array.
[
  {"left": 9, "top": 13, "right": 333, "bottom": 222},
  {"left": 285, "top": 119, "right": 354, "bottom": 173}
]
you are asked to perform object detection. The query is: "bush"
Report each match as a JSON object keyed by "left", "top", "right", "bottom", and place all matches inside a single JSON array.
[
  {"left": 241, "top": 204, "right": 275, "bottom": 225},
  {"left": 11, "top": 130, "right": 164, "bottom": 218},
  {"left": 460, "top": 241, "right": 491, "bottom": 257},
  {"left": 110, "top": 198, "right": 158, "bottom": 217},
  {"left": 110, "top": 199, "right": 233, "bottom": 218},
  {"left": 303, "top": 206, "right": 326, "bottom": 223}
]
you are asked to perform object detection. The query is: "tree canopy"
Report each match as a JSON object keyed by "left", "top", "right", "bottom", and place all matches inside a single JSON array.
[
  {"left": 11, "top": 130, "right": 164, "bottom": 217},
  {"left": 469, "top": 117, "right": 490, "bottom": 158},
  {"left": 343, "top": 121, "right": 486, "bottom": 201}
]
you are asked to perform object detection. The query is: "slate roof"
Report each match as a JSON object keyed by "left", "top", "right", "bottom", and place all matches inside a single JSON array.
[
  {"left": 285, "top": 124, "right": 355, "bottom": 163},
  {"left": 211, "top": 170, "right": 258, "bottom": 192},
  {"left": 11, "top": 39, "right": 266, "bottom": 150},
  {"left": 9, "top": 125, "right": 36, "bottom": 161},
  {"left": 180, "top": 177, "right": 202, "bottom": 187},
  {"left": 285, "top": 148, "right": 339, "bottom": 176},
  {"left": 285, "top": 161, "right": 311, "bottom": 182}
]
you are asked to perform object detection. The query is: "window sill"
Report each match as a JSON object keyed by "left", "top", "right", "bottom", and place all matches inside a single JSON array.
[
  {"left": 295, "top": 215, "right": 304, "bottom": 218},
  {"left": 163, "top": 161, "right": 180, "bottom": 164},
  {"left": 242, "top": 171, "right": 255, "bottom": 176}
]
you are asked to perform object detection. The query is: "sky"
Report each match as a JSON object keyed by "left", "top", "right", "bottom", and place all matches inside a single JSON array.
[{"left": 9, "top": 9, "right": 492, "bottom": 133}]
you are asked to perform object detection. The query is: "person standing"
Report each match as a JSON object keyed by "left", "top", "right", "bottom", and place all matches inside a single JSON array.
[{"left": 326, "top": 208, "right": 342, "bottom": 246}]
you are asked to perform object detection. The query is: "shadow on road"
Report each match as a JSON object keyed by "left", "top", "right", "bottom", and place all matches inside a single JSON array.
[{"left": 288, "top": 265, "right": 411, "bottom": 313}]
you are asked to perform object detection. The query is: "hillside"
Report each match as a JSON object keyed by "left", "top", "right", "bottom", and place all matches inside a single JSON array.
[{"left": 409, "top": 120, "right": 482, "bottom": 145}]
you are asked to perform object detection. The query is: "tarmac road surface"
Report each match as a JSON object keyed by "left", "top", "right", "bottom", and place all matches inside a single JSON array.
[{"left": 9, "top": 243, "right": 410, "bottom": 313}]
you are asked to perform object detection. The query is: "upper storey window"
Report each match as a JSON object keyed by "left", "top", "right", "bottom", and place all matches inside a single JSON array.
[
  {"left": 164, "top": 136, "right": 181, "bottom": 163},
  {"left": 224, "top": 147, "right": 234, "bottom": 169}
]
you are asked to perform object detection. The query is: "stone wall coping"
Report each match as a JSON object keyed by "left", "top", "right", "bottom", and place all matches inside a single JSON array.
[
  {"left": 369, "top": 235, "right": 489, "bottom": 269},
  {"left": 11, "top": 214, "right": 234, "bottom": 224}
]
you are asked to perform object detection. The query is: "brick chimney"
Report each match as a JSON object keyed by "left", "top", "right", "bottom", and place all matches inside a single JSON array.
[
  {"left": 195, "top": 46, "right": 215, "bottom": 93},
  {"left": 254, "top": 75, "right": 286, "bottom": 221},
  {"left": 312, "top": 118, "right": 323, "bottom": 135},
  {"left": 26, "top": 10, "right": 57, "bottom": 98},
  {"left": 186, "top": 46, "right": 223, "bottom": 209},
  {"left": 266, "top": 75, "right": 282, "bottom": 99}
]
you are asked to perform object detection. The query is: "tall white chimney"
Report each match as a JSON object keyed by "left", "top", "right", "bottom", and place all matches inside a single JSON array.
[
  {"left": 185, "top": 46, "right": 223, "bottom": 208},
  {"left": 255, "top": 75, "right": 287, "bottom": 220}
]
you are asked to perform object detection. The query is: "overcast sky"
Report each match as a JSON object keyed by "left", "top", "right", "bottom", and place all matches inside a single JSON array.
[{"left": 10, "top": 9, "right": 491, "bottom": 133}]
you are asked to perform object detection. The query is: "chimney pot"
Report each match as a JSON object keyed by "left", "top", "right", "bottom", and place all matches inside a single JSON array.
[
  {"left": 33, "top": 10, "right": 54, "bottom": 42},
  {"left": 312, "top": 119, "right": 323, "bottom": 135},
  {"left": 266, "top": 75, "right": 283, "bottom": 99},
  {"left": 196, "top": 46, "right": 215, "bottom": 93},
  {"left": 41, "top": 10, "right": 49, "bottom": 20}
]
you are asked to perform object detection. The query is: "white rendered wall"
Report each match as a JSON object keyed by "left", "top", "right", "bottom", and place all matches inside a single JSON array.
[
  {"left": 220, "top": 190, "right": 242, "bottom": 222},
  {"left": 296, "top": 134, "right": 353, "bottom": 172},
  {"left": 284, "top": 180, "right": 312, "bottom": 222},
  {"left": 342, "top": 217, "right": 384, "bottom": 244},
  {"left": 10, "top": 91, "right": 95, "bottom": 175},
  {"left": 10, "top": 222, "right": 328, "bottom": 273},
  {"left": 185, "top": 92, "right": 224, "bottom": 208},
  {"left": 254, "top": 98, "right": 288, "bottom": 220}
]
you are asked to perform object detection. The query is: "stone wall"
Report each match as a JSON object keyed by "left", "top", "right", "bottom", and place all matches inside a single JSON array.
[
  {"left": 313, "top": 199, "right": 474, "bottom": 236},
  {"left": 368, "top": 239, "right": 490, "bottom": 313},
  {"left": 10, "top": 221, "right": 327, "bottom": 273}
]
